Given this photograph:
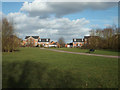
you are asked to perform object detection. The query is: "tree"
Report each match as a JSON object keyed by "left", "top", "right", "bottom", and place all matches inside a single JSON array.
[
  {"left": 0, "top": 20, "right": 2, "bottom": 52},
  {"left": 58, "top": 37, "right": 65, "bottom": 48},
  {"left": 88, "top": 25, "right": 119, "bottom": 50},
  {"left": 2, "top": 18, "right": 20, "bottom": 52}
]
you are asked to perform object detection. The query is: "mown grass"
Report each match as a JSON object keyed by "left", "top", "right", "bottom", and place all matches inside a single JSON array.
[
  {"left": 51, "top": 48, "right": 120, "bottom": 56},
  {"left": 2, "top": 47, "right": 118, "bottom": 88}
]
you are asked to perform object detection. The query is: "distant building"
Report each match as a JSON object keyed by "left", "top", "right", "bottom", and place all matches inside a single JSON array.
[
  {"left": 22, "top": 35, "right": 100, "bottom": 48},
  {"left": 73, "top": 38, "right": 84, "bottom": 47},
  {"left": 23, "top": 36, "right": 61, "bottom": 47},
  {"left": 49, "top": 41, "right": 60, "bottom": 47},
  {"left": 24, "top": 36, "right": 40, "bottom": 46},
  {"left": 65, "top": 43, "right": 73, "bottom": 48},
  {"left": 38, "top": 38, "right": 50, "bottom": 47},
  {"left": 84, "top": 36, "right": 91, "bottom": 45},
  {"left": 84, "top": 36, "right": 100, "bottom": 45}
]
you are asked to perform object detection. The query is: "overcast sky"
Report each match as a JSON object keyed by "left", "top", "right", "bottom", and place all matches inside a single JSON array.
[{"left": 1, "top": 0, "right": 118, "bottom": 42}]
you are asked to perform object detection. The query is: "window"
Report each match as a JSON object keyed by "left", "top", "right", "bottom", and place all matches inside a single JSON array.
[{"left": 74, "top": 39, "right": 76, "bottom": 41}]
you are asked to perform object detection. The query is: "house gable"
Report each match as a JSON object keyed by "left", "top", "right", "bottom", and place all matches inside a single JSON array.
[{"left": 25, "top": 36, "right": 39, "bottom": 39}]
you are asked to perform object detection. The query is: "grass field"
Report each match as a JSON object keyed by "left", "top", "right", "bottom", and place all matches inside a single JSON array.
[
  {"left": 2, "top": 47, "right": 118, "bottom": 88},
  {"left": 50, "top": 48, "right": 120, "bottom": 56}
]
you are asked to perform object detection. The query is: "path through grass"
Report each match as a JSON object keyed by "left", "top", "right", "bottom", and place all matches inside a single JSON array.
[{"left": 51, "top": 48, "right": 119, "bottom": 56}]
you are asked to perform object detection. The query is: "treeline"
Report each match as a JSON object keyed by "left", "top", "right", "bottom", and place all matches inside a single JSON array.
[
  {"left": 82, "top": 26, "right": 120, "bottom": 50},
  {"left": 2, "top": 18, "right": 21, "bottom": 52}
]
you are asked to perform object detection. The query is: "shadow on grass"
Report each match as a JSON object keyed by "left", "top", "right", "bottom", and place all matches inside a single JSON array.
[
  {"left": 2, "top": 60, "right": 48, "bottom": 88},
  {"left": 2, "top": 60, "right": 116, "bottom": 88},
  {"left": 2, "top": 60, "right": 80, "bottom": 88},
  {"left": 42, "top": 69, "right": 83, "bottom": 88}
]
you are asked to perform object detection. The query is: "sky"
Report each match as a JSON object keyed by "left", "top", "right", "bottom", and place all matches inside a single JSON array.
[{"left": 1, "top": 0, "right": 119, "bottom": 43}]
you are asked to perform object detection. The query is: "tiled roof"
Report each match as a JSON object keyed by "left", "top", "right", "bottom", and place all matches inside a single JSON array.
[
  {"left": 67, "top": 43, "right": 73, "bottom": 45},
  {"left": 52, "top": 42, "right": 58, "bottom": 45},
  {"left": 25, "top": 36, "right": 30, "bottom": 39},
  {"left": 84, "top": 36, "right": 91, "bottom": 39},
  {"left": 32, "top": 36, "right": 39, "bottom": 39},
  {"left": 25, "top": 36, "right": 39, "bottom": 39},
  {"left": 84, "top": 36, "right": 99, "bottom": 39}
]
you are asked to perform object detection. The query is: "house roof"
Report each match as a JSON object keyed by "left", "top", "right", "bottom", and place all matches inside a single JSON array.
[
  {"left": 38, "top": 38, "right": 50, "bottom": 42},
  {"left": 73, "top": 38, "right": 84, "bottom": 42},
  {"left": 67, "top": 43, "right": 73, "bottom": 45},
  {"left": 84, "top": 36, "right": 91, "bottom": 39},
  {"left": 32, "top": 36, "right": 39, "bottom": 39},
  {"left": 52, "top": 42, "right": 59, "bottom": 45},
  {"left": 51, "top": 41, "right": 54, "bottom": 43},
  {"left": 25, "top": 36, "right": 39, "bottom": 39},
  {"left": 25, "top": 36, "right": 30, "bottom": 39},
  {"left": 84, "top": 36, "right": 99, "bottom": 39},
  {"left": 52, "top": 43, "right": 57, "bottom": 45}
]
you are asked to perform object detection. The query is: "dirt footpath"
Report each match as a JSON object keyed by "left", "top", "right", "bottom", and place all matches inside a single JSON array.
[{"left": 41, "top": 48, "right": 120, "bottom": 59}]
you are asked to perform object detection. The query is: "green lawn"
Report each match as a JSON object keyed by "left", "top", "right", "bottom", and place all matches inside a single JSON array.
[
  {"left": 2, "top": 47, "right": 118, "bottom": 88},
  {"left": 51, "top": 48, "right": 119, "bottom": 56}
]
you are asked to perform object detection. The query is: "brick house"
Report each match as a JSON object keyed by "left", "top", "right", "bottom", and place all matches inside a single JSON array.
[
  {"left": 24, "top": 36, "right": 40, "bottom": 46},
  {"left": 23, "top": 36, "right": 61, "bottom": 47},
  {"left": 84, "top": 36, "right": 100, "bottom": 44},
  {"left": 73, "top": 38, "right": 84, "bottom": 47},
  {"left": 49, "top": 41, "right": 60, "bottom": 47},
  {"left": 84, "top": 36, "right": 91, "bottom": 45},
  {"left": 38, "top": 38, "right": 50, "bottom": 47},
  {"left": 65, "top": 43, "right": 73, "bottom": 48}
]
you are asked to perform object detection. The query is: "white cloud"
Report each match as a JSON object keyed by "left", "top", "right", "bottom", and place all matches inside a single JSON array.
[
  {"left": 7, "top": 12, "right": 90, "bottom": 42},
  {"left": 4, "top": 0, "right": 118, "bottom": 42},
  {"left": 90, "top": 24, "right": 100, "bottom": 29},
  {"left": 20, "top": 0, "right": 117, "bottom": 18},
  {"left": 0, "top": 12, "right": 6, "bottom": 20},
  {"left": 104, "top": 24, "right": 112, "bottom": 28}
]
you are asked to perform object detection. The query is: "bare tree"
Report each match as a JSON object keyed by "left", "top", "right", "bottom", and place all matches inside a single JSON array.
[
  {"left": 0, "top": 20, "right": 2, "bottom": 52},
  {"left": 58, "top": 37, "right": 65, "bottom": 48},
  {"left": 88, "top": 25, "right": 119, "bottom": 50},
  {"left": 2, "top": 18, "right": 20, "bottom": 52}
]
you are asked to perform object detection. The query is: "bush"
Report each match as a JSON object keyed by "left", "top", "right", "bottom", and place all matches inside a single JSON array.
[
  {"left": 36, "top": 45, "right": 39, "bottom": 47},
  {"left": 40, "top": 44, "right": 44, "bottom": 47}
]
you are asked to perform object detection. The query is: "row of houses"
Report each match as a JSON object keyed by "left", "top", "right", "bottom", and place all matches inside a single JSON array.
[
  {"left": 22, "top": 36, "right": 94, "bottom": 48},
  {"left": 22, "top": 36, "right": 60, "bottom": 47}
]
